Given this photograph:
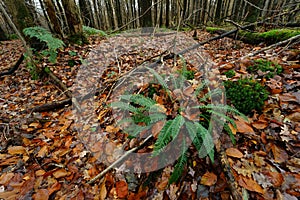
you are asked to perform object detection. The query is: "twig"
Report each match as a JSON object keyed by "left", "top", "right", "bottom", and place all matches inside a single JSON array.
[{"left": 88, "top": 134, "right": 153, "bottom": 184}]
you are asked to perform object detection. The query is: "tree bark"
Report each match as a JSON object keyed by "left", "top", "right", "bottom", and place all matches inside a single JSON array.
[
  {"left": 61, "top": 0, "right": 83, "bottom": 35},
  {"left": 43, "top": 0, "right": 63, "bottom": 37}
]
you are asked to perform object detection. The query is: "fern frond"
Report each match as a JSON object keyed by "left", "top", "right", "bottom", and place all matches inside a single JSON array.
[
  {"left": 129, "top": 94, "right": 156, "bottom": 108},
  {"left": 194, "top": 80, "right": 208, "bottom": 97},
  {"left": 170, "top": 115, "right": 185, "bottom": 139},
  {"left": 169, "top": 140, "right": 188, "bottom": 184},
  {"left": 206, "top": 109, "right": 236, "bottom": 129},
  {"left": 194, "top": 122, "right": 214, "bottom": 161},
  {"left": 109, "top": 102, "right": 138, "bottom": 113},
  {"left": 149, "top": 113, "right": 167, "bottom": 123},
  {"left": 199, "top": 88, "right": 223, "bottom": 102},
  {"left": 153, "top": 120, "right": 173, "bottom": 156},
  {"left": 223, "top": 123, "right": 236, "bottom": 145},
  {"left": 186, "top": 121, "right": 202, "bottom": 152},
  {"left": 153, "top": 115, "right": 184, "bottom": 156},
  {"left": 146, "top": 67, "right": 169, "bottom": 92}
]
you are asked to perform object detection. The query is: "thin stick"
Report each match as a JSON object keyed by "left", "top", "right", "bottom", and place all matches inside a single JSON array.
[{"left": 88, "top": 135, "right": 152, "bottom": 184}]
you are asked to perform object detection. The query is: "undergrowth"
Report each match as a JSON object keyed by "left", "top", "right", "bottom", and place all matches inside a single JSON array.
[{"left": 110, "top": 61, "right": 247, "bottom": 183}]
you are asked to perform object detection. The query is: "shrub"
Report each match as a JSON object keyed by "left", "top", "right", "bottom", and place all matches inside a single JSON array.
[{"left": 224, "top": 78, "right": 269, "bottom": 115}]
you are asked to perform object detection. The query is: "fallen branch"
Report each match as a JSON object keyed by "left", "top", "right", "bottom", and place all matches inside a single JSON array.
[
  {"left": 30, "top": 98, "right": 71, "bottom": 112},
  {"left": 88, "top": 135, "right": 153, "bottom": 184},
  {"left": 220, "top": 33, "right": 300, "bottom": 69}
]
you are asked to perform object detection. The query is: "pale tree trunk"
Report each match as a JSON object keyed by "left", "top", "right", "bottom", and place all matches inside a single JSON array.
[
  {"left": 167, "top": 0, "right": 172, "bottom": 26},
  {"left": 118, "top": 0, "right": 126, "bottom": 27},
  {"left": 227, "top": 0, "right": 235, "bottom": 17},
  {"left": 55, "top": 0, "right": 69, "bottom": 33},
  {"left": 156, "top": 0, "right": 161, "bottom": 26},
  {"left": 126, "top": 0, "right": 133, "bottom": 28},
  {"left": 151, "top": 0, "right": 155, "bottom": 27},
  {"left": 92, "top": 0, "right": 101, "bottom": 29},
  {"left": 43, "top": 0, "right": 63, "bottom": 37},
  {"left": 38, "top": 0, "right": 53, "bottom": 31},
  {"left": 133, "top": 0, "right": 140, "bottom": 27},
  {"left": 100, "top": 0, "right": 111, "bottom": 30}
]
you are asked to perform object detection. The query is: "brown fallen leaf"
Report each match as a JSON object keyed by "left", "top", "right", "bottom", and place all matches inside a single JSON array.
[
  {"left": 226, "top": 148, "right": 243, "bottom": 158},
  {"left": 116, "top": 180, "right": 128, "bottom": 199},
  {"left": 271, "top": 144, "right": 288, "bottom": 164},
  {"left": 8, "top": 146, "right": 26, "bottom": 155},
  {"left": 235, "top": 120, "right": 254, "bottom": 133},
  {"left": 37, "top": 146, "right": 49, "bottom": 158},
  {"left": 0, "top": 172, "right": 14, "bottom": 185},
  {"left": 252, "top": 120, "right": 268, "bottom": 130},
  {"left": 263, "top": 172, "right": 284, "bottom": 187},
  {"left": 200, "top": 171, "right": 217, "bottom": 186},
  {"left": 238, "top": 176, "right": 264, "bottom": 194},
  {"left": 53, "top": 169, "right": 69, "bottom": 179},
  {"left": 33, "top": 189, "right": 49, "bottom": 200}
]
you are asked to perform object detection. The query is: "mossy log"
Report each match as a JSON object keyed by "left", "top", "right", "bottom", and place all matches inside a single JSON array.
[{"left": 206, "top": 27, "right": 300, "bottom": 45}]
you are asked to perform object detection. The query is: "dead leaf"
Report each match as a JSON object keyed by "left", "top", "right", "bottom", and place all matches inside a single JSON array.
[
  {"left": 37, "top": 146, "right": 48, "bottom": 158},
  {"left": 53, "top": 169, "right": 68, "bottom": 179},
  {"left": 0, "top": 172, "right": 14, "bottom": 185},
  {"left": 286, "top": 112, "right": 300, "bottom": 122},
  {"left": 33, "top": 189, "right": 49, "bottom": 200},
  {"left": 116, "top": 180, "right": 128, "bottom": 199},
  {"left": 226, "top": 148, "right": 243, "bottom": 158},
  {"left": 8, "top": 146, "right": 26, "bottom": 155},
  {"left": 252, "top": 120, "right": 268, "bottom": 130},
  {"left": 151, "top": 121, "right": 165, "bottom": 138},
  {"left": 235, "top": 120, "right": 254, "bottom": 133},
  {"left": 264, "top": 172, "right": 284, "bottom": 187},
  {"left": 99, "top": 177, "right": 107, "bottom": 200},
  {"left": 238, "top": 176, "right": 264, "bottom": 194},
  {"left": 271, "top": 144, "right": 288, "bottom": 163},
  {"left": 200, "top": 172, "right": 217, "bottom": 186}
]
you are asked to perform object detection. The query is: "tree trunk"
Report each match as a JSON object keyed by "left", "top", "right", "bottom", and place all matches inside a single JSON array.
[
  {"left": 79, "top": 0, "right": 94, "bottom": 26},
  {"left": 108, "top": 0, "right": 118, "bottom": 29},
  {"left": 61, "top": 0, "right": 85, "bottom": 43},
  {"left": 43, "top": 0, "right": 63, "bottom": 37},
  {"left": 3, "top": 0, "right": 35, "bottom": 32},
  {"left": 138, "top": 0, "right": 152, "bottom": 27}
]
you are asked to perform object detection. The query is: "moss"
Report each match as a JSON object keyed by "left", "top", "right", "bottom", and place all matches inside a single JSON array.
[
  {"left": 206, "top": 27, "right": 222, "bottom": 34},
  {"left": 239, "top": 29, "right": 300, "bottom": 45},
  {"left": 225, "top": 78, "right": 269, "bottom": 115},
  {"left": 247, "top": 59, "right": 283, "bottom": 79},
  {"left": 224, "top": 69, "right": 236, "bottom": 78}
]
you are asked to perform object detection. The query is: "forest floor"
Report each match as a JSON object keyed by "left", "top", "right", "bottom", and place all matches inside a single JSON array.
[{"left": 0, "top": 30, "right": 299, "bottom": 200}]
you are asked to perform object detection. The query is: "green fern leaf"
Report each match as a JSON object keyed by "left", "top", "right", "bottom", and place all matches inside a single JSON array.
[
  {"left": 153, "top": 120, "right": 173, "bottom": 156},
  {"left": 149, "top": 113, "right": 167, "bottom": 123},
  {"left": 186, "top": 121, "right": 203, "bottom": 152},
  {"left": 146, "top": 67, "right": 170, "bottom": 92},
  {"left": 194, "top": 122, "right": 214, "bottom": 161},
  {"left": 129, "top": 94, "right": 156, "bottom": 108},
  {"left": 170, "top": 115, "right": 185, "bottom": 139},
  {"left": 224, "top": 123, "right": 236, "bottom": 144},
  {"left": 109, "top": 102, "right": 138, "bottom": 113},
  {"left": 169, "top": 140, "right": 188, "bottom": 184}
]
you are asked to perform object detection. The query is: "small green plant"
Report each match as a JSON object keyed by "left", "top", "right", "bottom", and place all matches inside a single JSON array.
[
  {"left": 23, "top": 26, "right": 64, "bottom": 63},
  {"left": 83, "top": 26, "right": 107, "bottom": 36},
  {"left": 7, "top": 34, "right": 19, "bottom": 40},
  {"left": 225, "top": 78, "right": 269, "bottom": 115},
  {"left": 111, "top": 67, "right": 247, "bottom": 183},
  {"left": 247, "top": 59, "right": 283, "bottom": 79},
  {"left": 224, "top": 69, "right": 236, "bottom": 78}
]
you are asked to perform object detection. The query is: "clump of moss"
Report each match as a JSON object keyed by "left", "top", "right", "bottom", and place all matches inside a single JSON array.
[
  {"left": 224, "top": 69, "right": 236, "bottom": 78},
  {"left": 247, "top": 59, "right": 283, "bottom": 79},
  {"left": 224, "top": 78, "right": 269, "bottom": 115}
]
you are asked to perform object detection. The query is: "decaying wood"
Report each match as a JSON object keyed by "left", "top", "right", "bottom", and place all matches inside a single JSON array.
[{"left": 30, "top": 98, "right": 72, "bottom": 112}]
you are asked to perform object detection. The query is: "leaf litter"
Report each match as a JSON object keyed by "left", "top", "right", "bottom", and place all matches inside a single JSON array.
[{"left": 0, "top": 30, "right": 299, "bottom": 199}]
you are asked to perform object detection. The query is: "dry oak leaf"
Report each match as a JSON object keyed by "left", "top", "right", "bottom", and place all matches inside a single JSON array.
[
  {"left": 0, "top": 172, "right": 14, "bottom": 185},
  {"left": 201, "top": 172, "right": 217, "bottom": 186},
  {"left": 263, "top": 171, "right": 284, "bottom": 187},
  {"left": 226, "top": 148, "right": 243, "bottom": 158},
  {"left": 238, "top": 176, "right": 264, "bottom": 194},
  {"left": 116, "top": 180, "right": 128, "bottom": 199}
]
